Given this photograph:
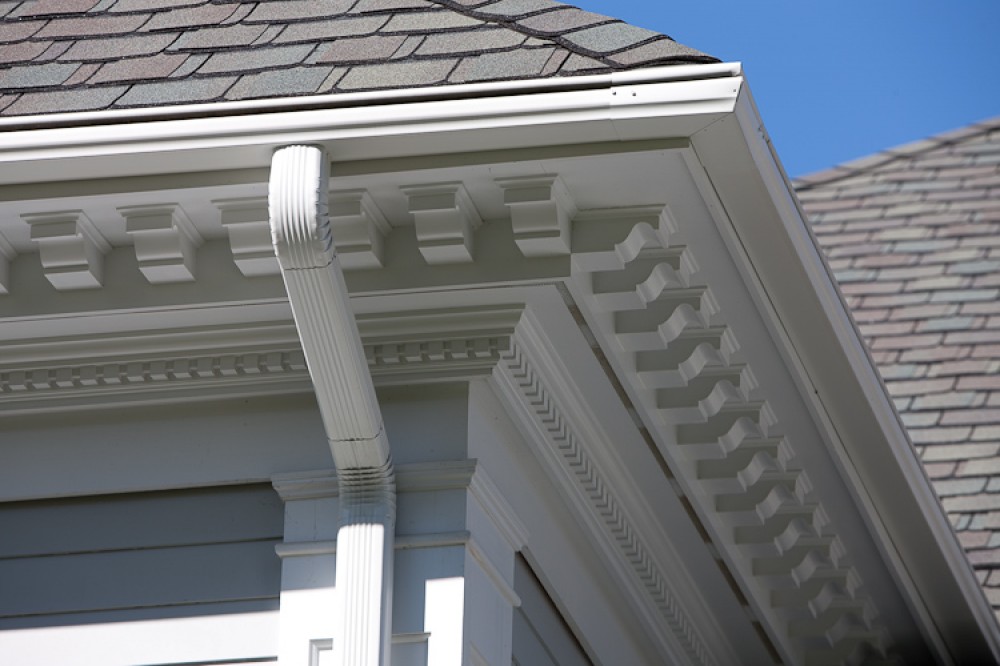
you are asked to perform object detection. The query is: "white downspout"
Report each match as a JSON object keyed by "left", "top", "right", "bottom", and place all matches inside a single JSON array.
[{"left": 269, "top": 144, "right": 395, "bottom": 666}]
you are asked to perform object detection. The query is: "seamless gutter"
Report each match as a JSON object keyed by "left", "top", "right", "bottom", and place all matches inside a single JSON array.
[
  {"left": 0, "top": 62, "right": 742, "bottom": 133},
  {"left": 0, "top": 62, "right": 744, "bottom": 184}
]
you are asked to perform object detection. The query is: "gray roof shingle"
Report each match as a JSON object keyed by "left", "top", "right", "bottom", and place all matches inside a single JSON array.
[
  {"left": 796, "top": 115, "right": 1000, "bottom": 619},
  {"left": 514, "top": 7, "right": 607, "bottom": 35},
  {"left": 4, "top": 84, "right": 126, "bottom": 114},
  {"left": 115, "top": 75, "right": 236, "bottom": 106},
  {"left": 0, "top": 0, "right": 716, "bottom": 117},
  {"left": 59, "top": 32, "right": 179, "bottom": 60},
  {"left": 226, "top": 65, "right": 339, "bottom": 99},
  {"left": 87, "top": 53, "right": 188, "bottom": 83},
  {"left": 0, "top": 61, "right": 80, "bottom": 88}
]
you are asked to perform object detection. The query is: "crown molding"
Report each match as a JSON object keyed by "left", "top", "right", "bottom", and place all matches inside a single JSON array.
[
  {"left": 493, "top": 311, "right": 721, "bottom": 666},
  {"left": 0, "top": 304, "right": 524, "bottom": 415}
]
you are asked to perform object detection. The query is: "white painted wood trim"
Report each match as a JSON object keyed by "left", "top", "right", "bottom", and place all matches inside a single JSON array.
[
  {"left": 494, "top": 316, "right": 718, "bottom": 666},
  {"left": 686, "top": 91, "right": 1000, "bottom": 662}
]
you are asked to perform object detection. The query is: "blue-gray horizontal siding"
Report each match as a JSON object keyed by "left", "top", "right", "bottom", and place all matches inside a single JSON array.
[{"left": 0, "top": 484, "right": 283, "bottom": 626}]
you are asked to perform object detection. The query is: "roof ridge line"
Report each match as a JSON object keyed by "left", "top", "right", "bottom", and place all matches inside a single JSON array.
[{"left": 794, "top": 114, "right": 1000, "bottom": 188}]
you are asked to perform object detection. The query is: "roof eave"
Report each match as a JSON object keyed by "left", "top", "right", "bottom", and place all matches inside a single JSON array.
[
  {"left": 0, "top": 62, "right": 742, "bottom": 133},
  {"left": 689, "top": 85, "right": 1000, "bottom": 664},
  {"left": 0, "top": 62, "right": 742, "bottom": 187}
]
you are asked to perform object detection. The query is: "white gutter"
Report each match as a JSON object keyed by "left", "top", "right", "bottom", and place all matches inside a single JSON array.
[
  {"left": 0, "top": 62, "right": 741, "bottom": 132},
  {"left": 269, "top": 145, "right": 395, "bottom": 666},
  {"left": 0, "top": 64, "right": 742, "bottom": 179}
]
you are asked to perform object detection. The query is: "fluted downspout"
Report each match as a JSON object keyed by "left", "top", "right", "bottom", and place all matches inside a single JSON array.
[{"left": 269, "top": 145, "right": 395, "bottom": 666}]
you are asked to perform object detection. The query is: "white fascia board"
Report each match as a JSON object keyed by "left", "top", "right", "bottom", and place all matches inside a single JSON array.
[
  {"left": 690, "top": 87, "right": 1000, "bottom": 663},
  {"left": 0, "top": 65, "right": 742, "bottom": 186}
]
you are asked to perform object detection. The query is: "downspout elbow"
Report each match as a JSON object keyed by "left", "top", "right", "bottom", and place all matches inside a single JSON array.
[{"left": 269, "top": 144, "right": 396, "bottom": 666}]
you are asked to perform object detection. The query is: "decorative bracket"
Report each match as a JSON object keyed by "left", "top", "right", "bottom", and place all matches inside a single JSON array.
[
  {"left": 329, "top": 190, "right": 391, "bottom": 270},
  {"left": 401, "top": 182, "right": 482, "bottom": 264},
  {"left": 569, "top": 215, "right": 895, "bottom": 665},
  {"left": 216, "top": 197, "right": 280, "bottom": 277},
  {"left": 119, "top": 204, "right": 202, "bottom": 284},
  {"left": 23, "top": 210, "right": 110, "bottom": 291},
  {"left": 497, "top": 175, "right": 576, "bottom": 257}
]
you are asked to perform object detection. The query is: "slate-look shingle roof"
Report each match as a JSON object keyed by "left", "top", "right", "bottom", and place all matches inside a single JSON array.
[
  {"left": 796, "top": 117, "right": 1000, "bottom": 616},
  {"left": 0, "top": 0, "right": 715, "bottom": 117}
]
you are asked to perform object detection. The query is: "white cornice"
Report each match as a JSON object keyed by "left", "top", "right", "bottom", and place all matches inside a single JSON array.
[
  {"left": 567, "top": 197, "right": 900, "bottom": 665},
  {"left": 0, "top": 75, "right": 741, "bottom": 186},
  {"left": 688, "top": 91, "right": 1000, "bottom": 663}
]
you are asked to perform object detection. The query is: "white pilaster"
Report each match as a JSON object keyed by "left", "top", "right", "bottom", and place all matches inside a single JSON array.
[
  {"left": 273, "top": 472, "right": 340, "bottom": 666},
  {"left": 272, "top": 460, "right": 527, "bottom": 666},
  {"left": 391, "top": 460, "right": 526, "bottom": 666}
]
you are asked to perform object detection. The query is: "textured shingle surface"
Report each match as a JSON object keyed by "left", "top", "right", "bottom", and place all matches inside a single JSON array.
[
  {"left": 796, "top": 116, "right": 1000, "bottom": 615},
  {"left": 0, "top": 0, "right": 716, "bottom": 117}
]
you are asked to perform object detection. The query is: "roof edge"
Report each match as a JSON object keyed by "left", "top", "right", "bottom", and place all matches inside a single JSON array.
[
  {"left": 711, "top": 92, "right": 1000, "bottom": 662},
  {"left": 794, "top": 115, "right": 1000, "bottom": 187},
  {"left": 0, "top": 62, "right": 742, "bottom": 133}
]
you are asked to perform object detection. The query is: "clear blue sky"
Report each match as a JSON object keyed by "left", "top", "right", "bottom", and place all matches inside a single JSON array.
[{"left": 570, "top": 1, "right": 1000, "bottom": 177}]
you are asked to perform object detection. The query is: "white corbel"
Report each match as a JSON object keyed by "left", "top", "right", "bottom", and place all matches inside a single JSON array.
[
  {"left": 215, "top": 197, "right": 281, "bottom": 277},
  {"left": 497, "top": 175, "right": 576, "bottom": 257},
  {"left": 23, "top": 210, "right": 110, "bottom": 290},
  {"left": 119, "top": 204, "right": 202, "bottom": 283},
  {"left": 401, "top": 182, "right": 481, "bottom": 264},
  {"left": 269, "top": 145, "right": 395, "bottom": 666},
  {"left": 329, "top": 190, "right": 390, "bottom": 270}
]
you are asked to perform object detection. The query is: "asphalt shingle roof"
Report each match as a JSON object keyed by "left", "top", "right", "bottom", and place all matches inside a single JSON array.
[
  {"left": 0, "top": 0, "right": 716, "bottom": 117},
  {"left": 796, "top": 116, "right": 1000, "bottom": 616}
]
